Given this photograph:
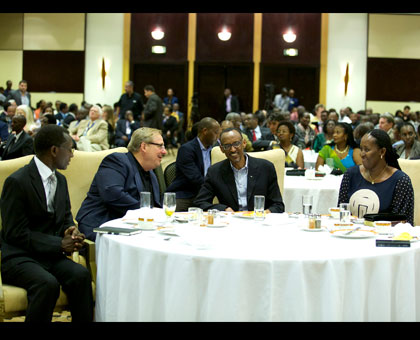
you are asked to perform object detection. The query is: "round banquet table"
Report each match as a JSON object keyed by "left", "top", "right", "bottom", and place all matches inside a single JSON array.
[
  {"left": 283, "top": 172, "right": 343, "bottom": 214},
  {"left": 95, "top": 211, "right": 420, "bottom": 322}
]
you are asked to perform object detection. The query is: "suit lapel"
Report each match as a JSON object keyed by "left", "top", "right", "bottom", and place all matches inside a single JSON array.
[
  {"left": 28, "top": 158, "right": 48, "bottom": 211},
  {"left": 193, "top": 137, "right": 204, "bottom": 175}
]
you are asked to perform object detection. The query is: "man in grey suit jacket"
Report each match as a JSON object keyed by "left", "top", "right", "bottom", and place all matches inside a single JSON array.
[
  {"left": 143, "top": 85, "right": 163, "bottom": 130},
  {"left": 6, "top": 80, "right": 31, "bottom": 108}
]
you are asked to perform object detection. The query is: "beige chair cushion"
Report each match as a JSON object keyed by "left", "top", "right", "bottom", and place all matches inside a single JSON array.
[
  {"left": 211, "top": 147, "right": 285, "bottom": 196},
  {"left": 398, "top": 158, "right": 420, "bottom": 226},
  {"left": 61, "top": 147, "right": 128, "bottom": 218}
]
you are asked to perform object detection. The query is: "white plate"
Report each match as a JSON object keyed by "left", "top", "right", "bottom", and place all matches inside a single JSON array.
[
  {"left": 206, "top": 223, "right": 228, "bottom": 228},
  {"left": 158, "top": 228, "right": 178, "bottom": 236},
  {"left": 233, "top": 212, "right": 255, "bottom": 219},
  {"left": 301, "top": 227, "right": 325, "bottom": 232},
  {"left": 330, "top": 230, "right": 377, "bottom": 239}
]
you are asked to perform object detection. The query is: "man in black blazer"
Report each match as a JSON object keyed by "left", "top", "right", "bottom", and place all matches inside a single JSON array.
[
  {"left": 166, "top": 117, "right": 220, "bottom": 211},
  {"left": 0, "top": 125, "right": 93, "bottom": 322},
  {"left": 114, "top": 110, "right": 141, "bottom": 147},
  {"left": 0, "top": 115, "right": 34, "bottom": 160},
  {"left": 76, "top": 127, "right": 165, "bottom": 241},
  {"left": 143, "top": 85, "right": 163, "bottom": 130},
  {"left": 243, "top": 113, "right": 271, "bottom": 146},
  {"left": 224, "top": 88, "right": 240, "bottom": 114},
  {"left": 194, "top": 127, "right": 284, "bottom": 213},
  {"left": 6, "top": 79, "right": 31, "bottom": 108}
]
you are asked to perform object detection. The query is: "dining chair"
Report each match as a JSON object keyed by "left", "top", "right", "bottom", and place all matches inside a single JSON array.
[
  {"left": 210, "top": 146, "right": 285, "bottom": 196},
  {"left": 164, "top": 161, "right": 177, "bottom": 188},
  {"left": 398, "top": 158, "right": 420, "bottom": 226}
]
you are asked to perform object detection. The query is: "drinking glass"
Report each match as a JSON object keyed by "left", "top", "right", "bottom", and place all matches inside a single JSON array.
[
  {"left": 302, "top": 195, "right": 313, "bottom": 215},
  {"left": 339, "top": 203, "right": 351, "bottom": 222},
  {"left": 140, "top": 192, "right": 151, "bottom": 209},
  {"left": 188, "top": 207, "right": 203, "bottom": 227},
  {"left": 163, "top": 192, "right": 176, "bottom": 223},
  {"left": 254, "top": 195, "right": 265, "bottom": 221}
]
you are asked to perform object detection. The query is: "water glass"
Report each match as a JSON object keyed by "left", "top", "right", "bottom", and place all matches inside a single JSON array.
[
  {"left": 326, "top": 158, "right": 334, "bottom": 169},
  {"left": 339, "top": 203, "right": 351, "bottom": 222},
  {"left": 163, "top": 192, "right": 176, "bottom": 222},
  {"left": 140, "top": 192, "right": 151, "bottom": 209},
  {"left": 302, "top": 195, "right": 313, "bottom": 215},
  {"left": 188, "top": 207, "right": 203, "bottom": 226},
  {"left": 254, "top": 195, "right": 265, "bottom": 221}
]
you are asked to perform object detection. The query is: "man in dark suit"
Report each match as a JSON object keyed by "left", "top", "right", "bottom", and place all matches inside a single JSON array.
[
  {"left": 114, "top": 110, "right": 141, "bottom": 147},
  {"left": 224, "top": 88, "right": 240, "bottom": 114},
  {"left": 166, "top": 117, "right": 220, "bottom": 211},
  {"left": 0, "top": 115, "right": 34, "bottom": 160},
  {"left": 143, "top": 85, "right": 163, "bottom": 130},
  {"left": 252, "top": 112, "right": 284, "bottom": 151},
  {"left": 194, "top": 127, "right": 284, "bottom": 213},
  {"left": 0, "top": 125, "right": 93, "bottom": 322},
  {"left": 116, "top": 80, "right": 144, "bottom": 121},
  {"left": 243, "top": 113, "right": 271, "bottom": 146},
  {"left": 6, "top": 79, "right": 31, "bottom": 108},
  {"left": 76, "top": 127, "right": 166, "bottom": 241}
]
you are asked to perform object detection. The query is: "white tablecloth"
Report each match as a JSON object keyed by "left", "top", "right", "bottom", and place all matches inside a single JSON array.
[
  {"left": 283, "top": 172, "right": 343, "bottom": 214},
  {"left": 95, "top": 212, "right": 420, "bottom": 322}
]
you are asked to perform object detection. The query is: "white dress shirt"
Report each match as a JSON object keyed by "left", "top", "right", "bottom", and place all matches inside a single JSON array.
[{"left": 34, "top": 155, "right": 56, "bottom": 209}]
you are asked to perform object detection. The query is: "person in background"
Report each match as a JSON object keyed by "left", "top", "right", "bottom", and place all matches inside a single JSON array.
[
  {"left": 273, "top": 87, "right": 289, "bottom": 112},
  {"left": 115, "top": 80, "right": 144, "bottom": 121},
  {"left": 16, "top": 104, "right": 38, "bottom": 136},
  {"left": 0, "top": 115, "right": 34, "bottom": 160},
  {"left": 295, "top": 111, "right": 316, "bottom": 149},
  {"left": 338, "top": 129, "right": 414, "bottom": 225},
  {"left": 287, "top": 88, "right": 299, "bottom": 112},
  {"left": 166, "top": 117, "right": 220, "bottom": 211},
  {"left": 225, "top": 112, "right": 253, "bottom": 152},
  {"left": 252, "top": 112, "right": 284, "bottom": 151},
  {"left": 0, "top": 101, "right": 16, "bottom": 133},
  {"left": 163, "top": 88, "right": 179, "bottom": 107},
  {"left": 243, "top": 113, "right": 271, "bottom": 144},
  {"left": 395, "top": 122, "right": 420, "bottom": 159},
  {"left": 276, "top": 120, "right": 304, "bottom": 169},
  {"left": 114, "top": 110, "right": 140, "bottom": 147},
  {"left": 223, "top": 88, "right": 240, "bottom": 115},
  {"left": 143, "top": 85, "right": 163, "bottom": 130},
  {"left": 316, "top": 122, "right": 362, "bottom": 173},
  {"left": 68, "top": 108, "right": 88, "bottom": 136},
  {"left": 3, "top": 80, "right": 12, "bottom": 98},
  {"left": 313, "top": 119, "right": 336, "bottom": 153},
  {"left": 353, "top": 122, "right": 374, "bottom": 147},
  {"left": 378, "top": 112, "right": 395, "bottom": 144},
  {"left": 102, "top": 104, "right": 116, "bottom": 147},
  {"left": 162, "top": 105, "right": 178, "bottom": 148},
  {"left": 34, "top": 100, "right": 47, "bottom": 120},
  {"left": 6, "top": 80, "right": 31, "bottom": 108},
  {"left": 62, "top": 103, "right": 77, "bottom": 129}
]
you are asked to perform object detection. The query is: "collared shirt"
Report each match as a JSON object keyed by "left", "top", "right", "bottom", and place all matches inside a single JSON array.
[
  {"left": 20, "top": 92, "right": 29, "bottom": 106},
  {"left": 252, "top": 125, "right": 262, "bottom": 141},
  {"left": 33, "top": 155, "right": 55, "bottom": 207},
  {"left": 226, "top": 95, "right": 232, "bottom": 112},
  {"left": 197, "top": 137, "right": 212, "bottom": 176},
  {"left": 230, "top": 154, "right": 249, "bottom": 211},
  {"left": 13, "top": 130, "right": 24, "bottom": 143}
]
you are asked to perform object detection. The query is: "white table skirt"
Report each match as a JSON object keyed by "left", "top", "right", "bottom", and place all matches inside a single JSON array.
[
  {"left": 95, "top": 212, "right": 420, "bottom": 322},
  {"left": 283, "top": 173, "right": 343, "bottom": 214}
]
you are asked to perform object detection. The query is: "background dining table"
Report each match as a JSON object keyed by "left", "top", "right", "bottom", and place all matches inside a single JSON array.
[{"left": 94, "top": 210, "right": 420, "bottom": 322}]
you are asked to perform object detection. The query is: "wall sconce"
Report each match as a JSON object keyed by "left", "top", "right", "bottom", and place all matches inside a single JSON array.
[
  {"left": 344, "top": 62, "right": 350, "bottom": 96},
  {"left": 101, "top": 57, "right": 107, "bottom": 90},
  {"left": 283, "top": 28, "right": 296, "bottom": 43},
  {"left": 151, "top": 27, "right": 164, "bottom": 40},
  {"left": 218, "top": 27, "right": 231, "bottom": 41}
]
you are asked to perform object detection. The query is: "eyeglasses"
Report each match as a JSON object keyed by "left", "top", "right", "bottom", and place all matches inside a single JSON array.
[
  {"left": 221, "top": 140, "right": 242, "bottom": 151},
  {"left": 148, "top": 142, "right": 166, "bottom": 150}
]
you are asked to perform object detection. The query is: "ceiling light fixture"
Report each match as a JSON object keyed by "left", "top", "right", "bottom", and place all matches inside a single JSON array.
[
  {"left": 218, "top": 27, "right": 231, "bottom": 41},
  {"left": 283, "top": 28, "right": 296, "bottom": 43},
  {"left": 151, "top": 27, "right": 164, "bottom": 40}
]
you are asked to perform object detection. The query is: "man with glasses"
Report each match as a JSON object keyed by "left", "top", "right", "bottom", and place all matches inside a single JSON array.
[
  {"left": 76, "top": 127, "right": 166, "bottom": 241},
  {"left": 194, "top": 127, "right": 284, "bottom": 213},
  {"left": 0, "top": 125, "right": 93, "bottom": 322},
  {"left": 166, "top": 117, "right": 220, "bottom": 211}
]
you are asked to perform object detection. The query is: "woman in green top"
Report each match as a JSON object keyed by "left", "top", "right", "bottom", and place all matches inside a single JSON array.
[
  {"left": 315, "top": 122, "right": 362, "bottom": 173},
  {"left": 313, "top": 119, "right": 336, "bottom": 152}
]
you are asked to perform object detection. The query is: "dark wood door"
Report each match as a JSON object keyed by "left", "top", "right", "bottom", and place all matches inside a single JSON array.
[
  {"left": 195, "top": 63, "right": 253, "bottom": 123},
  {"left": 132, "top": 63, "right": 188, "bottom": 113}
]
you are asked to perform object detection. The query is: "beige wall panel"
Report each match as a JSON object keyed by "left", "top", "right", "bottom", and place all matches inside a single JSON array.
[
  {"left": 368, "top": 14, "right": 420, "bottom": 59},
  {"left": 0, "top": 51, "right": 23, "bottom": 89},
  {"left": 23, "top": 13, "right": 85, "bottom": 51},
  {"left": 0, "top": 14, "right": 23, "bottom": 50},
  {"left": 31, "top": 92, "right": 84, "bottom": 108},
  {"left": 366, "top": 100, "right": 420, "bottom": 114}
]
